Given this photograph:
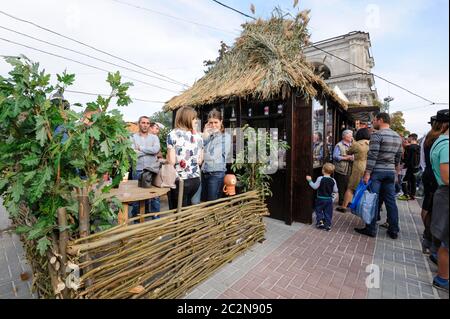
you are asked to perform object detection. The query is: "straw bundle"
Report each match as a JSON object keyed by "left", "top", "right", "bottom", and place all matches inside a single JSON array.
[
  {"left": 165, "top": 9, "right": 347, "bottom": 110},
  {"left": 65, "top": 191, "right": 268, "bottom": 299}
]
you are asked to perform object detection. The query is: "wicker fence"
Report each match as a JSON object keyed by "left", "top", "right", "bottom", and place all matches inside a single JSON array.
[{"left": 62, "top": 190, "right": 268, "bottom": 299}]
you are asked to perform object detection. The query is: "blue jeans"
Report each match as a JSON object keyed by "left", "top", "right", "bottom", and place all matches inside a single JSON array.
[
  {"left": 367, "top": 171, "right": 400, "bottom": 235},
  {"left": 131, "top": 170, "right": 160, "bottom": 218},
  {"left": 201, "top": 172, "right": 225, "bottom": 201},
  {"left": 314, "top": 198, "right": 333, "bottom": 227},
  {"left": 191, "top": 180, "right": 201, "bottom": 205}
]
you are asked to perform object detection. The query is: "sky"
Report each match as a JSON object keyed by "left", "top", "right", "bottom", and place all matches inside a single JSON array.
[{"left": 0, "top": 0, "right": 448, "bottom": 136}]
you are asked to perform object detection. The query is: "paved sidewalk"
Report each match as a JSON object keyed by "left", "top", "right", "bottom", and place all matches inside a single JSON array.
[
  {"left": 185, "top": 199, "right": 447, "bottom": 299},
  {"left": 1, "top": 196, "right": 447, "bottom": 299},
  {"left": 0, "top": 199, "right": 36, "bottom": 299}
]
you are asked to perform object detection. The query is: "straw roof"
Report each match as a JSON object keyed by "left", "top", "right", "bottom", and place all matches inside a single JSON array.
[{"left": 165, "top": 9, "right": 347, "bottom": 111}]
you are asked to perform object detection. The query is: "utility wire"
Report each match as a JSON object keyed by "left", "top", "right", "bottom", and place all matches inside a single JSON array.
[
  {"left": 110, "top": 0, "right": 238, "bottom": 36},
  {"left": 307, "top": 44, "right": 436, "bottom": 105},
  {"left": 0, "top": 25, "right": 184, "bottom": 87},
  {"left": 211, "top": 0, "right": 256, "bottom": 20},
  {"left": 396, "top": 103, "right": 448, "bottom": 112},
  {"left": 0, "top": 9, "right": 188, "bottom": 87},
  {"left": 65, "top": 89, "right": 165, "bottom": 103},
  {"left": 0, "top": 37, "right": 179, "bottom": 94},
  {"left": 209, "top": 1, "right": 444, "bottom": 106}
]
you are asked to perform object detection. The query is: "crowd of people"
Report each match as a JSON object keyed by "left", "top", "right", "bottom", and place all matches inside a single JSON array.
[
  {"left": 307, "top": 110, "right": 449, "bottom": 292},
  {"left": 131, "top": 106, "right": 448, "bottom": 292},
  {"left": 129, "top": 107, "right": 231, "bottom": 216}
]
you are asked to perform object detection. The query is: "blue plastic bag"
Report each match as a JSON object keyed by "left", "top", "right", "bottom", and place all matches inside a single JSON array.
[
  {"left": 357, "top": 189, "right": 378, "bottom": 224},
  {"left": 349, "top": 180, "right": 371, "bottom": 211}
]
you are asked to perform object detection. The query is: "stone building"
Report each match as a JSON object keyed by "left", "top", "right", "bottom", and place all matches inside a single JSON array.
[{"left": 304, "top": 31, "right": 379, "bottom": 107}]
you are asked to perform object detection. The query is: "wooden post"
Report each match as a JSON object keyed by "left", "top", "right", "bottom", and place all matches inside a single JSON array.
[
  {"left": 139, "top": 200, "right": 145, "bottom": 223},
  {"left": 57, "top": 208, "right": 68, "bottom": 265},
  {"left": 77, "top": 186, "right": 92, "bottom": 287},
  {"left": 78, "top": 187, "right": 90, "bottom": 238},
  {"left": 118, "top": 204, "right": 128, "bottom": 225},
  {"left": 177, "top": 179, "right": 184, "bottom": 214},
  {"left": 57, "top": 207, "right": 69, "bottom": 298}
]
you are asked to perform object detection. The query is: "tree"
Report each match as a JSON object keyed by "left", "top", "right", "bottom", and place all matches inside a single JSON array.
[
  {"left": 151, "top": 110, "right": 172, "bottom": 128},
  {"left": 203, "top": 41, "right": 230, "bottom": 74},
  {"left": 390, "top": 111, "right": 410, "bottom": 137},
  {"left": 0, "top": 55, "right": 136, "bottom": 256}
]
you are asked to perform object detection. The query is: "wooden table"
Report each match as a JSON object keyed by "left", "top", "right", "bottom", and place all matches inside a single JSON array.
[{"left": 104, "top": 180, "right": 170, "bottom": 224}]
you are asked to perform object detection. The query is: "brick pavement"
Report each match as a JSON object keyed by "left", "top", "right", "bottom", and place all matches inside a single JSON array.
[
  {"left": 0, "top": 199, "right": 36, "bottom": 299},
  {"left": 185, "top": 199, "right": 447, "bottom": 299},
  {"left": 368, "top": 199, "right": 440, "bottom": 299},
  {"left": 1, "top": 195, "right": 447, "bottom": 299}
]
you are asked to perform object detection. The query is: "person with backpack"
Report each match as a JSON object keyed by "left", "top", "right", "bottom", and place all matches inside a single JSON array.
[{"left": 398, "top": 133, "right": 421, "bottom": 200}]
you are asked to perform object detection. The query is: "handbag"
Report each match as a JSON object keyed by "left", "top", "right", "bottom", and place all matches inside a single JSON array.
[
  {"left": 138, "top": 168, "right": 154, "bottom": 188},
  {"left": 152, "top": 162, "right": 178, "bottom": 189}
]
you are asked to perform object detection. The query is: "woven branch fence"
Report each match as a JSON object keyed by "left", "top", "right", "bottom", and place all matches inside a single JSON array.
[{"left": 61, "top": 190, "right": 268, "bottom": 299}]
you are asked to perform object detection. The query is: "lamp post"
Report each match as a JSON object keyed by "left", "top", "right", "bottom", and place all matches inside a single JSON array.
[{"left": 383, "top": 96, "right": 394, "bottom": 114}]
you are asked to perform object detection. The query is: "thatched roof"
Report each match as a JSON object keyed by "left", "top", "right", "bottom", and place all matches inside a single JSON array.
[{"left": 165, "top": 10, "right": 347, "bottom": 111}]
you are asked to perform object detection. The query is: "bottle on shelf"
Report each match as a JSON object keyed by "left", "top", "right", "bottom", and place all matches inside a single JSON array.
[
  {"left": 264, "top": 106, "right": 269, "bottom": 116},
  {"left": 248, "top": 107, "right": 252, "bottom": 117},
  {"left": 277, "top": 104, "right": 283, "bottom": 114}
]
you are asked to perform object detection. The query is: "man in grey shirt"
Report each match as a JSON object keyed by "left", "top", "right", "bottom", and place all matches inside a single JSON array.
[
  {"left": 355, "top": 113, "right": 402, "bottom": 239},
  {"left": 130, "top": 116, "right": 161, "bottom": 217}
]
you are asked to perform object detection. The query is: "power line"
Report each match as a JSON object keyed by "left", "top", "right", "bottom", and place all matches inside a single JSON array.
[
  {"left": 0, "top": 9, "right": 189, "bottom": 87},
  {"left": 0, "top": 25, "right": 185, "bottom": 87},
  {"left": 211, "top": 0, "right": 256, "bottom": 20},
  {"left": 209, "top": 1, "right": 444, "bottom": 106},
  {"left": 0, "top": 37, "right": 179, "bottom": 94},
  {"left": 65, "top": 89, "right": 165, "bottom": 103},
  {"left": 110, "top": 0, "right": 238, "bottom": 36},
  {"left": 395, "top": 103, "right": 448, "bottom": 112},
  {"left": 308, "top": 44, "right": 436, "bottom": 105}
]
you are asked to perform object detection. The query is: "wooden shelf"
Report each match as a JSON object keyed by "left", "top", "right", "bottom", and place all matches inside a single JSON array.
[{"left": 241, "top": 114, "right": 285, "bottom": 120}]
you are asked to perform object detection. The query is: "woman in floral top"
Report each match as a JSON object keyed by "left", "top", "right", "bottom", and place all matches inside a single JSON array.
[{"left": 167, "top": 106, "right": 203, "bottom": 209}]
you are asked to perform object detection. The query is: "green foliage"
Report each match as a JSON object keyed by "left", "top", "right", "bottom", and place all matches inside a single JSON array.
[
  {"left": 231, "top": 125, "right": 289, "bottom": 199},
  {"left": 0, "top": 56, "right": 136, "bottom": 256},
  {"left": 158, "top": 126, "right": 170, "bottom": 158},
  {"left": 390, "top": 111, "right": 410, "bottom": 137},
  {"left": 150, "top": 109, "right": 172, "bottom": 157},
  {"left": 203, "top": 41, "right": 230, "bottom": 74},
  {"left": 151, "top": 110, "right": 172, "bottom": 128}
]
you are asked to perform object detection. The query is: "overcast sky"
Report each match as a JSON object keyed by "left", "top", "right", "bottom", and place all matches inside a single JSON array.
[{"left": 1, "top": 0, "right": 448, "bottom": 135}]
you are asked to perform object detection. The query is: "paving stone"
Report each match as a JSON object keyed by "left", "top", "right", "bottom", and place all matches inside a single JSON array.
[{"left": 0, "top": 282, "right": 14, "bottom": 295}]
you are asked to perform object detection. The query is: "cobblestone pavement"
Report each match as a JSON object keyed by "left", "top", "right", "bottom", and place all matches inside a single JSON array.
[{"left": 0, "top": 199, "right": 36, "bottom": 299}]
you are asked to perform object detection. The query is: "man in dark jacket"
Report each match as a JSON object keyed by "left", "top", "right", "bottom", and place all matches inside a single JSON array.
[{"left": 399, "top": 133, "right": 421, "bottom": 200}]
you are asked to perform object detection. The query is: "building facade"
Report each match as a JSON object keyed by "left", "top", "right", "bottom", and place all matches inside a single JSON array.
[{"left": 304, "top": 31, "right": 379, "bottom": 106}]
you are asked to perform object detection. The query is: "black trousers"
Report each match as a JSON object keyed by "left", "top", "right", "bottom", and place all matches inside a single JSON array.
[
  {"left": 169, "top": 177, "right": 201, "bottom": 210},
  {"left": 402, "top": 168, "right": 418, "bottom": 197},
  {"left": 334, "top": 172, "right": 349, "bottom": 206}
]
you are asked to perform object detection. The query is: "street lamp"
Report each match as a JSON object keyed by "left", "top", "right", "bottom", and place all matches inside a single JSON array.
[{"left": 383, "top": 96, "right": 394, "bottom": 114}]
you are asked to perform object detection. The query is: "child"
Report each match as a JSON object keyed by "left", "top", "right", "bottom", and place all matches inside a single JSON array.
[{"left": 306, "top": 163, "right": 338, "bottom": 231}]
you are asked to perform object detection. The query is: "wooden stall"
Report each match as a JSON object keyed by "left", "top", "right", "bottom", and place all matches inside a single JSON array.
[{"left": 165, "top": 13, "right": 348, "bottom": 225}]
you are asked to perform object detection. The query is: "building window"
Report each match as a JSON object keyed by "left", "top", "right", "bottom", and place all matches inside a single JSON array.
[{"left": 312, "top": 98, "right": 325, "bottom": 168}]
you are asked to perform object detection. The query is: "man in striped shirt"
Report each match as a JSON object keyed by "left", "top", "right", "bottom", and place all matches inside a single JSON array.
[{"left": 355, "top": 113, "right": 403, "bottom": 239}]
